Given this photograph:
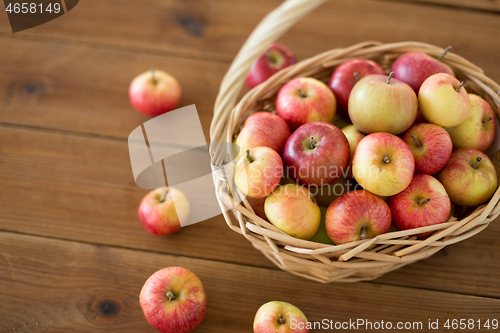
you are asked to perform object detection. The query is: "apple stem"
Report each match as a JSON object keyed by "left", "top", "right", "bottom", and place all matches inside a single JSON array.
[
  {"left": 159, "top": 189, "right": 169, "bottom": 203},
  {"left": 246, "top": 150, "right": 253, "bottom": 164},
  {"left": 387, "top": 72, "right": 394, "bottom": 84},
  {"left": 474, "top": 156, "right": 482, "bottom": 169},
  {"left": 483, "top": 116, "right": 493, "bottom": 124},
  {"left": 166, "top": 291, "right": 176, "bottom": 301},
  {"left": 418, "top": 198, "right": 431, "bottom": 205},
  {"left": 437, "top": 46, "right": 452, "bottom": 62},
  {"left": 360, "top": 226, "right": 367, "bottom": 240},
  {"left": 353, "top": 72, "right": 360, "bottom": 82},
  {"left": 278, "top": 314, "right": 285, "bottom": 325},
  {"left": 310, "top": 136, "right": 316, "bottom": 149},
  {"left": 455, "top": 81, "right": 465, "bottom": 92},
  {"left": 383, "top": 156, "right": 390, "bottom": 164},
  {"left": 297, "top": 88, "right": 307, "bottom": 98},
  {"left": 410, "top": 133, "right": 422, "bottom": 148},
  {"left": 150, "top": 68, "right": 157, "bottom": 85}
]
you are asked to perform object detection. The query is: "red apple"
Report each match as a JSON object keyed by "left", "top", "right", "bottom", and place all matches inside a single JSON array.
[
  {"left": 348, "top": 73, "right": 418, "bottom": 135},
  {"left": 235, "top": 112, "right": 291, "bottom": 156},
  {"left": 328, "top": 58, "right": 385, "bottom": 118},
  {"left": 325, "top": 189, "right": 392, "bottom": 245},
  {"left": 389, "top": 174, "right": 451, "bottom": 238},
  {"left": 391, "top": 50, "right": 454, "bottom": 93},
  {"left": 265, "top": 183, "right": 321, "bottom": 239},
  {"left": 253, "top": 301, "right": 309, "bottom": 333},
  {"left": 276, "top": 77, "right": 336, "bottom": 131},
  {"left": 341, "top": 125, "right": 365, "bottom": 178},
  {"left": 138, "top": 187, "right": 190, "bottom": 235},
  {"left": 418, "top": 73, "right": 470, "bottom": 127},
  {"left": 129, "top": 69, "right": 182, "bottom": 116},
  {"left": 438, "top": 149, "right": 498, "bottom": 207},
  {"left": 283, "top": 121, "right": 350, "bottom": 187},
  {"left": 401, "top": 123, "right": 453, "bottom": 175},
  {"left": 235, "top": 147, "right": 283, "bottom": 199},
  {"left": 140, "top": 267, "right": 207, "bottom": 333},
  {"left": 446, "top": 94, "right": 496, "bottom": 152},
  {"left": 247, "top": 196, "right": 267, "bottom": 221},
  {"left": 353, "top": 133, "right": 415, "bottom": 196},
  {"left": 246, "top": 43, "right": 297, "bottom": 89}
]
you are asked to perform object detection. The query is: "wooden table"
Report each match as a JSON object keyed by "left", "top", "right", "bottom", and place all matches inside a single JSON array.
[{"left": 1, "top": 0, "right": 499, "bottom": 332}]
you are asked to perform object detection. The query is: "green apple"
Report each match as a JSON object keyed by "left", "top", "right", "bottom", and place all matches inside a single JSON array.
[
  {"left": 265, "top": 183, "right": 321, "bottom": 239},
  {"left": 308, "top": 206, "right": 335, "bottom": 245},
  {"left": 446, "top": 94, "right": 496, "bottom": 152}
]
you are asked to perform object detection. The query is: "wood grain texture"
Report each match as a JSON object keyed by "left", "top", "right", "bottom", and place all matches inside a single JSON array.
[
  {"left": 1, "top": 125, "right": 500, "bottom": 298},
  {"left": 399, "top": 0, "right": 500, "bottom": 12},
  {"left": 0, "top": 0, "right": 499, "bottom": 67},
  {"left": 1, "top": 231, "right": 500, "bottom": 333}
]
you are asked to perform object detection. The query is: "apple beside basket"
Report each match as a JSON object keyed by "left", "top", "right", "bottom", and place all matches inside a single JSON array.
[{"left": 209, "top": 0, "right": 500, "bottom": 283}]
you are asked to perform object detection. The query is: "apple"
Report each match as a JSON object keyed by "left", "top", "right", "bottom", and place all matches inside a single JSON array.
[
  {"left": 308, "top": 206, "right": 335, "bottom": 245},
  {"left": 325, "top": 189, "right": 392, "bottom": 245},
  {"left": 401, "top": 123, "right": 453, "bottom": 175},
  {"left": 283, "top": 121, "right": 350, "bottom": 187},
  {"left": 247, "top": 196, "right": 267, "bottom": 221},
  {"left": 138, "top": 187, "right": 190, "bottom": 235},
  {"left": 235, "top": 147, "right": 283, "bottom": 199},
  {"left": 391, "top": 50, "right": 454, "bottom": 93},
  {"left": 418, "top": 73, "right": 470, "bottom": 127},
  {"left": 235, "top": 111, "right": 291, "bottom": 156},
  {"left": 446, "top": 94, "right": 496, "bottom": 152},
  {"left": 413, "top": 110, "right": 428, "bottom": 124},
  {"left": 389, "top": 174, "right": 451, "bottom": 238},
  {"left": 348, "top": 73, "right": 418, "bottom": 135},
  {"left": 341, "top": 125, "right": 365, "bottom": 178},
  {"left": 253, "top": 301, "right": 308, "bottom": 333},
  {"left": 265, "top": 183, "right": 321, "bottom": 239},
  {"left": 140, "top": 267, "right": 207, "bottom": 333},
  {"left": 129, "top": 69, "right": 182, "bottom": 116},
  {"left": 313, "top": 176, "right": 356, "bottom": 207},
  {"left": 246, "top": 43, "right": 297, "bottom": 89},
  {"left": 438, "top": 149, "right": 498, "bottom": 206},
  {"left": 353, "top": 132, "right": 415, "bottom": 196},
  {"left": 276, "top": 77, "right": 336, "bottom": 131},
  {"left": 331, "top": 113, "right": 351, "bottom": 129},
  {"left": 328, "top": 58, "right": 385, "bottom": 118}
]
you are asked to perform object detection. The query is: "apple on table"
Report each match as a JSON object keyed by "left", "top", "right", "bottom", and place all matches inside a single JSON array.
[
  {"left": 391, "top": 48, "right": 454, "bottom": 93},
  {"left": 283, "top": 121, "right": 350, "bottom": 187},
  {"left": 235, "top": 111, "right": 291, "bottom": 156},
  {"left": 129, "top": 69, "right": 182, "bottom": 116},
  {"left": 328, "top": 58, "right": 385, "bottom": 119},
  {"left": 254, "top": 301, "right": 309, "bottom": 333},
  {"left": 326, "top": 189, "right": 392, "bottom": 245},
  {"left": 140, "top": 267, "right": 207, "bottom": 333},
  {"left": 418, "top": 73, "right": 470, "bottom": 128},
  {"left": 265, "top": 183, "right": 321, "bottom": 240},
  {"left": 389, "top": 174, "right": 451, "bottom": 238},
  {"left": 246, "top": 43, "right": 297, "bottom": 89},
  {"left": 276, "top": 77, "right": 336, "bottom": 131},
  {"left": 234, "top": 147, "right": 283, "bottom": 199},
  {"left": 348, "top": 72, "right": 418, "bottom": 135},
  {"left": 401, "top": 123, "right": 453, "bottom": 175},
  {"left": 352, "top": 132, "right": 415, "bottom": 197},
  {"left": 446, "top": 94, "right": 496, "bottom": 152},
  {"left": 438, "top": 148, "right": 498, "bottom": 207},
  {"left": 138, "top": 187, "right": 190, "bottom": 236}
]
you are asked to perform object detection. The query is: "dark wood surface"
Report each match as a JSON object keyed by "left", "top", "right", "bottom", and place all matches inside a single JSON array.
[{"left": 1, "top": 1, "right": 499, "bottom": 332}]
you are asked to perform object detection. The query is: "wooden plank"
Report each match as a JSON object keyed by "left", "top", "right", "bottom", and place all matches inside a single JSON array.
[
  {"left": 1, "top": 231, "right": 500, "bottom": 332},
  {"left": 397, "top": 0, "right": 500, "bottom": 12},
  {"left": 0, "top": 0, "right": 499, "bottom": 67},
  {"left": 0, "top": 37, "right": 227, "bottom": 142},
  {"left": 1, "top": 125, "right": 500, "bottom": 298}
]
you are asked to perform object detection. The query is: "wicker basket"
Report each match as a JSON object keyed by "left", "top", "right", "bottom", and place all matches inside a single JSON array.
[{"left": 209, "top": 0, "right": 500, "bottom": 283}]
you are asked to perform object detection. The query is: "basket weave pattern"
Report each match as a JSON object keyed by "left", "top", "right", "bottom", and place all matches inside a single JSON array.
[{"left": 209, "top": 0, "right": 500, "bottom": 282}]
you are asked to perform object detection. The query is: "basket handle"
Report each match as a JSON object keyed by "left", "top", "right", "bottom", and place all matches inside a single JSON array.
[{"left": 209, "top": 0, "right": 327, "bottom": 165}]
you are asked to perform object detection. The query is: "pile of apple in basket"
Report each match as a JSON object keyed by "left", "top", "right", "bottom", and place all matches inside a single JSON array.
[{"left": 236, "top": 44, "right": 498, "bottom": 245}]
